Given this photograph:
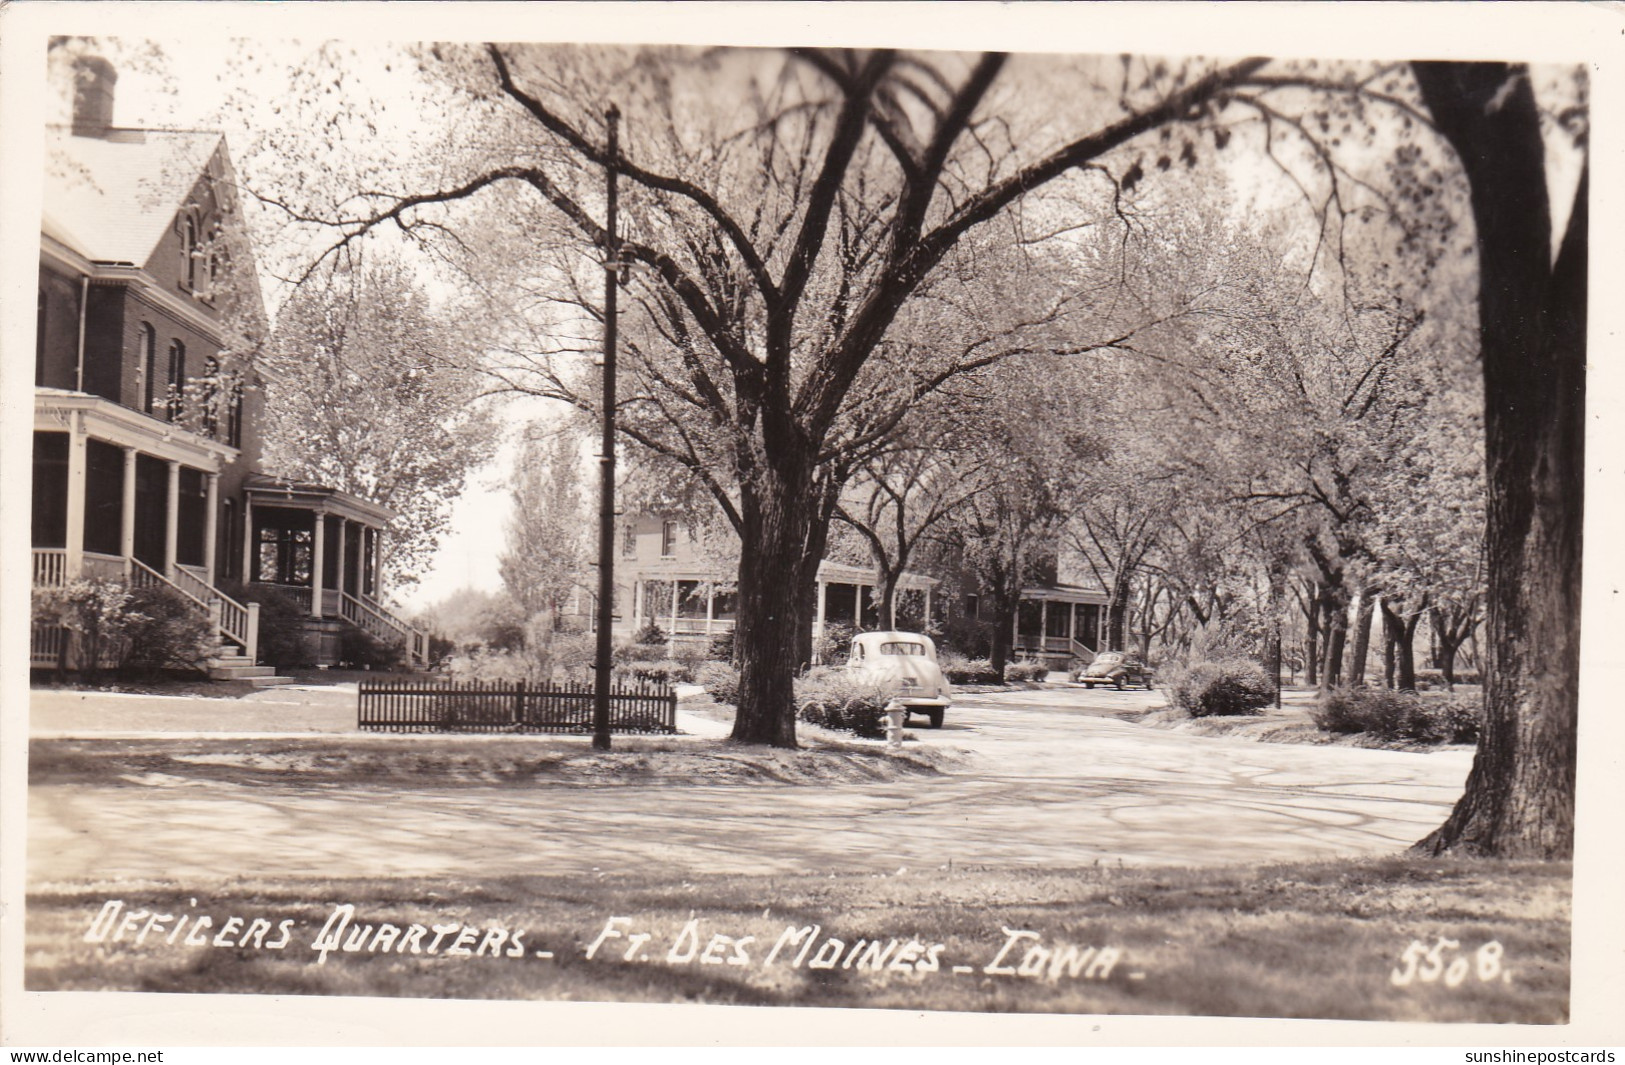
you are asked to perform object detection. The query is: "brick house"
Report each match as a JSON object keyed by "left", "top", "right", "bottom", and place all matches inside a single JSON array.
[{"left": 30, "top": 55, "right": 425, "bottom": 677}]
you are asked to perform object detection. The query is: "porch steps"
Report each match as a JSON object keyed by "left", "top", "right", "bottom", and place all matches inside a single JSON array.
[{"left": 206, "top": 653, "right": 293, "bottom": 687}]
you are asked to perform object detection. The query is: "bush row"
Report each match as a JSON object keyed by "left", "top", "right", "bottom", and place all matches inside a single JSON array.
[
  {"left": 794, "top": 667, "right": 891, "bottom": 739},
  {"left": 1161, "top": 658, "right": 1275, "bottom": 717},
  {"left": 1312, "top": 687, "right": 1481, "bottom": 745},
  {"left": 1412, "top": 669, "right": 1483, "bottom": 690},
  {"left": 1002, "top": 660, "right": 1050, "bottom": 683}
]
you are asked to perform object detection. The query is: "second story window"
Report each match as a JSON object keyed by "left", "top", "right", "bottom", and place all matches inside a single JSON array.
[
  {"left": 200, "top": 355, "right": 220, "bottom": 438},
  {"left": 166, "top": 339, "right": 186, "bottom": 422},
  {"left": 36, "top": 290, "right": 46, "bottom": 386},
  {"left": 140, "top": 324, "right": 157, "bottom": 414},
  {"left": 622, "top": 523, "right": 637, "bottom": 558},
  {"left": 182, "top": 214, "right": 198, "bottom": 292},
  {"left": 661, "top": 520, "right": 677, "bottom": 558},
  {"left": 226, "top": 384, "right": 243, "bottom": 448}
]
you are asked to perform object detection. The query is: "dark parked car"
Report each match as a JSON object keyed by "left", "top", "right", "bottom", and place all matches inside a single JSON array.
[{"left": 1075, "top": 650, "right": 1153, "bottom": 690}]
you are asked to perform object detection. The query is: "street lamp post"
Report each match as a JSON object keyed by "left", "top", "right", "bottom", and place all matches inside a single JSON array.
[{"left": 592, "top": 104, "right": 621, "bottom": 751}]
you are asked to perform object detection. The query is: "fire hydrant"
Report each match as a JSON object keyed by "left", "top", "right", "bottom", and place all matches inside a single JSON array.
[{"left": 883, "top": 700, "right": 907, "bottom": 749}]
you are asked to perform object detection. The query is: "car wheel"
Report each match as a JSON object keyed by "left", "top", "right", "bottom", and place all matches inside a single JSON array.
[
  {"left": 1083, "top": 681, "right": 1094, "bottom": 689},
  {"left": 927, "top": 709, "right": 944, "bottom": 729},
  {"left": 1114, "top": 678, "right": 1124, "bottom": 690}
]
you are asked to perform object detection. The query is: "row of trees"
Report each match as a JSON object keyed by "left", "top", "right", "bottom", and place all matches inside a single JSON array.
[{"left": 237, "top": 43, "right": 1583, "bottom": 858}]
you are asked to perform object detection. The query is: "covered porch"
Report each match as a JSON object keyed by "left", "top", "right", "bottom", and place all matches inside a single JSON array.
[
  {"left": 621, "top": 559, "right": 939, "bottom": 650},
  {"left": 31, "top": 392, "right": 257, "bottom": 664},
  {"left": 243, "top": 476, "right": 427, "bottom": 666},
  {"left": 1014, "top": 584, "right": 1108, "bottom": 667}
]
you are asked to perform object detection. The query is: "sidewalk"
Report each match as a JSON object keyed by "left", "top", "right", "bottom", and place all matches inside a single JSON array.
[{"left": 27, "top": 684, "right": 730, "bottom": 741}]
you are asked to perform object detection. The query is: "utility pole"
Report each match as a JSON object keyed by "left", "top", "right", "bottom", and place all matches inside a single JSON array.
[{"left": 592, "top": 104, "right": 620, "bottom": 751}]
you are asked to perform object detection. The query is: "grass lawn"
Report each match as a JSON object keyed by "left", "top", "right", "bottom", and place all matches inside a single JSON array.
[{"left": 26, "top": 857, "right": 1566, "bottom": 1022}]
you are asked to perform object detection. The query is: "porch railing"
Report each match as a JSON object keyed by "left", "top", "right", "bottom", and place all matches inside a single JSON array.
[
  {"left": 130, "top": 558, "right": 255, "bottom": 659},
  {"left": 1015, "top": 634, "right": 1095, "bottom": 661},
  {"left": 253, "top": 582, "right": 312, "bottom": 612},
  {"left": 32, "top": 548, "right": 67, "bottom": 587},
  {"left": 341, "top": 591, "right": 428, "bottom": 667},
  {"left": 669, "top": 617, "right": 735, "bottom": 635},
  {"left": 31, "top": 625, "right": 67, "bottom": 667}
]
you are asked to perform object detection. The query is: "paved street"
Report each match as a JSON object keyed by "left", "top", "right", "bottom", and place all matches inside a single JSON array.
[{"left": 28, "top": 686, "right": 1472, "bottom": 883}]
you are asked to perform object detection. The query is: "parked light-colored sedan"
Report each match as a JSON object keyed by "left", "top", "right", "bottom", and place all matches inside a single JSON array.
[{"left": 847, "top": 630, "right": 952, "bottom": 728}]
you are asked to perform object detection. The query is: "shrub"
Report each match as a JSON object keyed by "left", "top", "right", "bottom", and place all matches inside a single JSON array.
[
  {"left": 794, "top": 667, "right": 890, "bottom": 739},
  {"left": 426, "top": 633, "right": 457, "bottom": 670},
  {"left": 223, "top": 581, "right": 314, "bottom": 668},
  {"left": 632, "top": 620, "right": 668, "bottom": 648},
  {"left": 695, "top": 660, "right": 741, "bottom": 705},
  {"left": 707, "top": 628, "right": 736, "bottom": 664},
  {"left": 1002, "top": 659, "right": 1050, "bottom": 683},
  {"left": 1413, "top": 668, "right": 1483, "bottom": 690},
  {"left": 813, "top": 622, "right": 857, "bottom": 666},
  {"left": 939, "top": 653, "right": 999, "bottom": 685},
  {"left": 1428, "top": 692, "right": 1483, "bottom": 744},
  {"left": 34, "top": 577, "right": 145, "bottom": 679},
  {"left": 547, "top": 633, "right": 597, "bottom": 682},
  {"left": 1163, "top": 658, "right": 1274, "bottom": 717},
  {"left": 617, "top": 659, "right": 691, "bottom": 685},
  {"left": 1312, "top": 688, "right": 1482, "bottom": 744},
  {"left": 121, "top": 584, "right": 217, "bottom": 675},
  {"left": 444, "top": 647, "right": 528, "bottom": 684},
  {"left": 671, "top": 643, "right": 711, "bottom": 680},
  {"left": 938, "top": 615, "right": 992, "bottom": 659},
  {"left": 340, "top": 622, "right": 407, "bottom": 671}
]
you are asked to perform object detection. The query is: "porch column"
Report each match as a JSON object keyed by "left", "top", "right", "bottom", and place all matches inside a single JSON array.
[
  {"left": 632, "top": 578, "right": 643, "bottom": 625},
  {"left": 670, "top": 579, "right": 680, "bottom": 633},
  {"left": 334, "top": 518, "right": 348, "bottom": 604},
  {"left": 64, "top": 413, "right": 87, "bottom": 580},
  {"left": 311, "top": 512, "right": 325, "bottom": 619},
  {"left": 203, "top": 473, "right": 219, "bottom": 586},
  {"left": 1040, "top": 600, "right": 1048, "bottom": 652},
  {"left": 163, "top": 460, "right": 179, "bottom": 579},
  {"left": 815, "top": 579, "right": 826, "bottom": 639},
  {"left": 241, "top": 498, "right": 255, "bottom": 582},
  {"left": 119, "top": 447, "right": 136, "bottom": 577},
  {"left": 705, "top": 582, "right": 715, "bottom": 634},
  {"left": 923, "top": 585, "right": 932, "bottom": 629}
]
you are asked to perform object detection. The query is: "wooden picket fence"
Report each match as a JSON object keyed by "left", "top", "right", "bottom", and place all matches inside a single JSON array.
[{"left": 357, "top": 677, "right": 677, "bottom": 734}]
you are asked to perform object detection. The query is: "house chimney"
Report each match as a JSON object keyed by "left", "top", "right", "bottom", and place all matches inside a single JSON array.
[{"left": 71, "top": 55, "right": 117, "bottom": 137}]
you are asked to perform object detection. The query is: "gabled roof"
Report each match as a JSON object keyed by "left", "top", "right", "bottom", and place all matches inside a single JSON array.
[{"left": 43, "top": 126, "right": 223, "bottom": 266}]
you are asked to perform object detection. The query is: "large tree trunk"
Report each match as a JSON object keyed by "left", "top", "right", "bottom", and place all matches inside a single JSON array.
[
  {"left": 1303, "top": 586, "right": 1321, "bottom": 688},
  {"left": 731, "top": 457, "right": 817, "bottom": 748},
  {"left": 1412, "top": 63, "right": 1584, "bottom": 859},
  {"left": 1317, "top": 585, "right": 1348, "bottom": 691},
  {"left": 1432, "top": 605, "right": 1474, "bottom": 688},
  {"left": 1348, "top": 589, "right": 1377, "bottom": 688},
  {"left": 1382, "top": 601, "right": 1420, "bottom": 693},
  {"left": 1104, "top": 569, "right": 1132, "bottom": 650},
  {"left": 987, "top": 572, "right": 1018, "bottom": 679}
]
